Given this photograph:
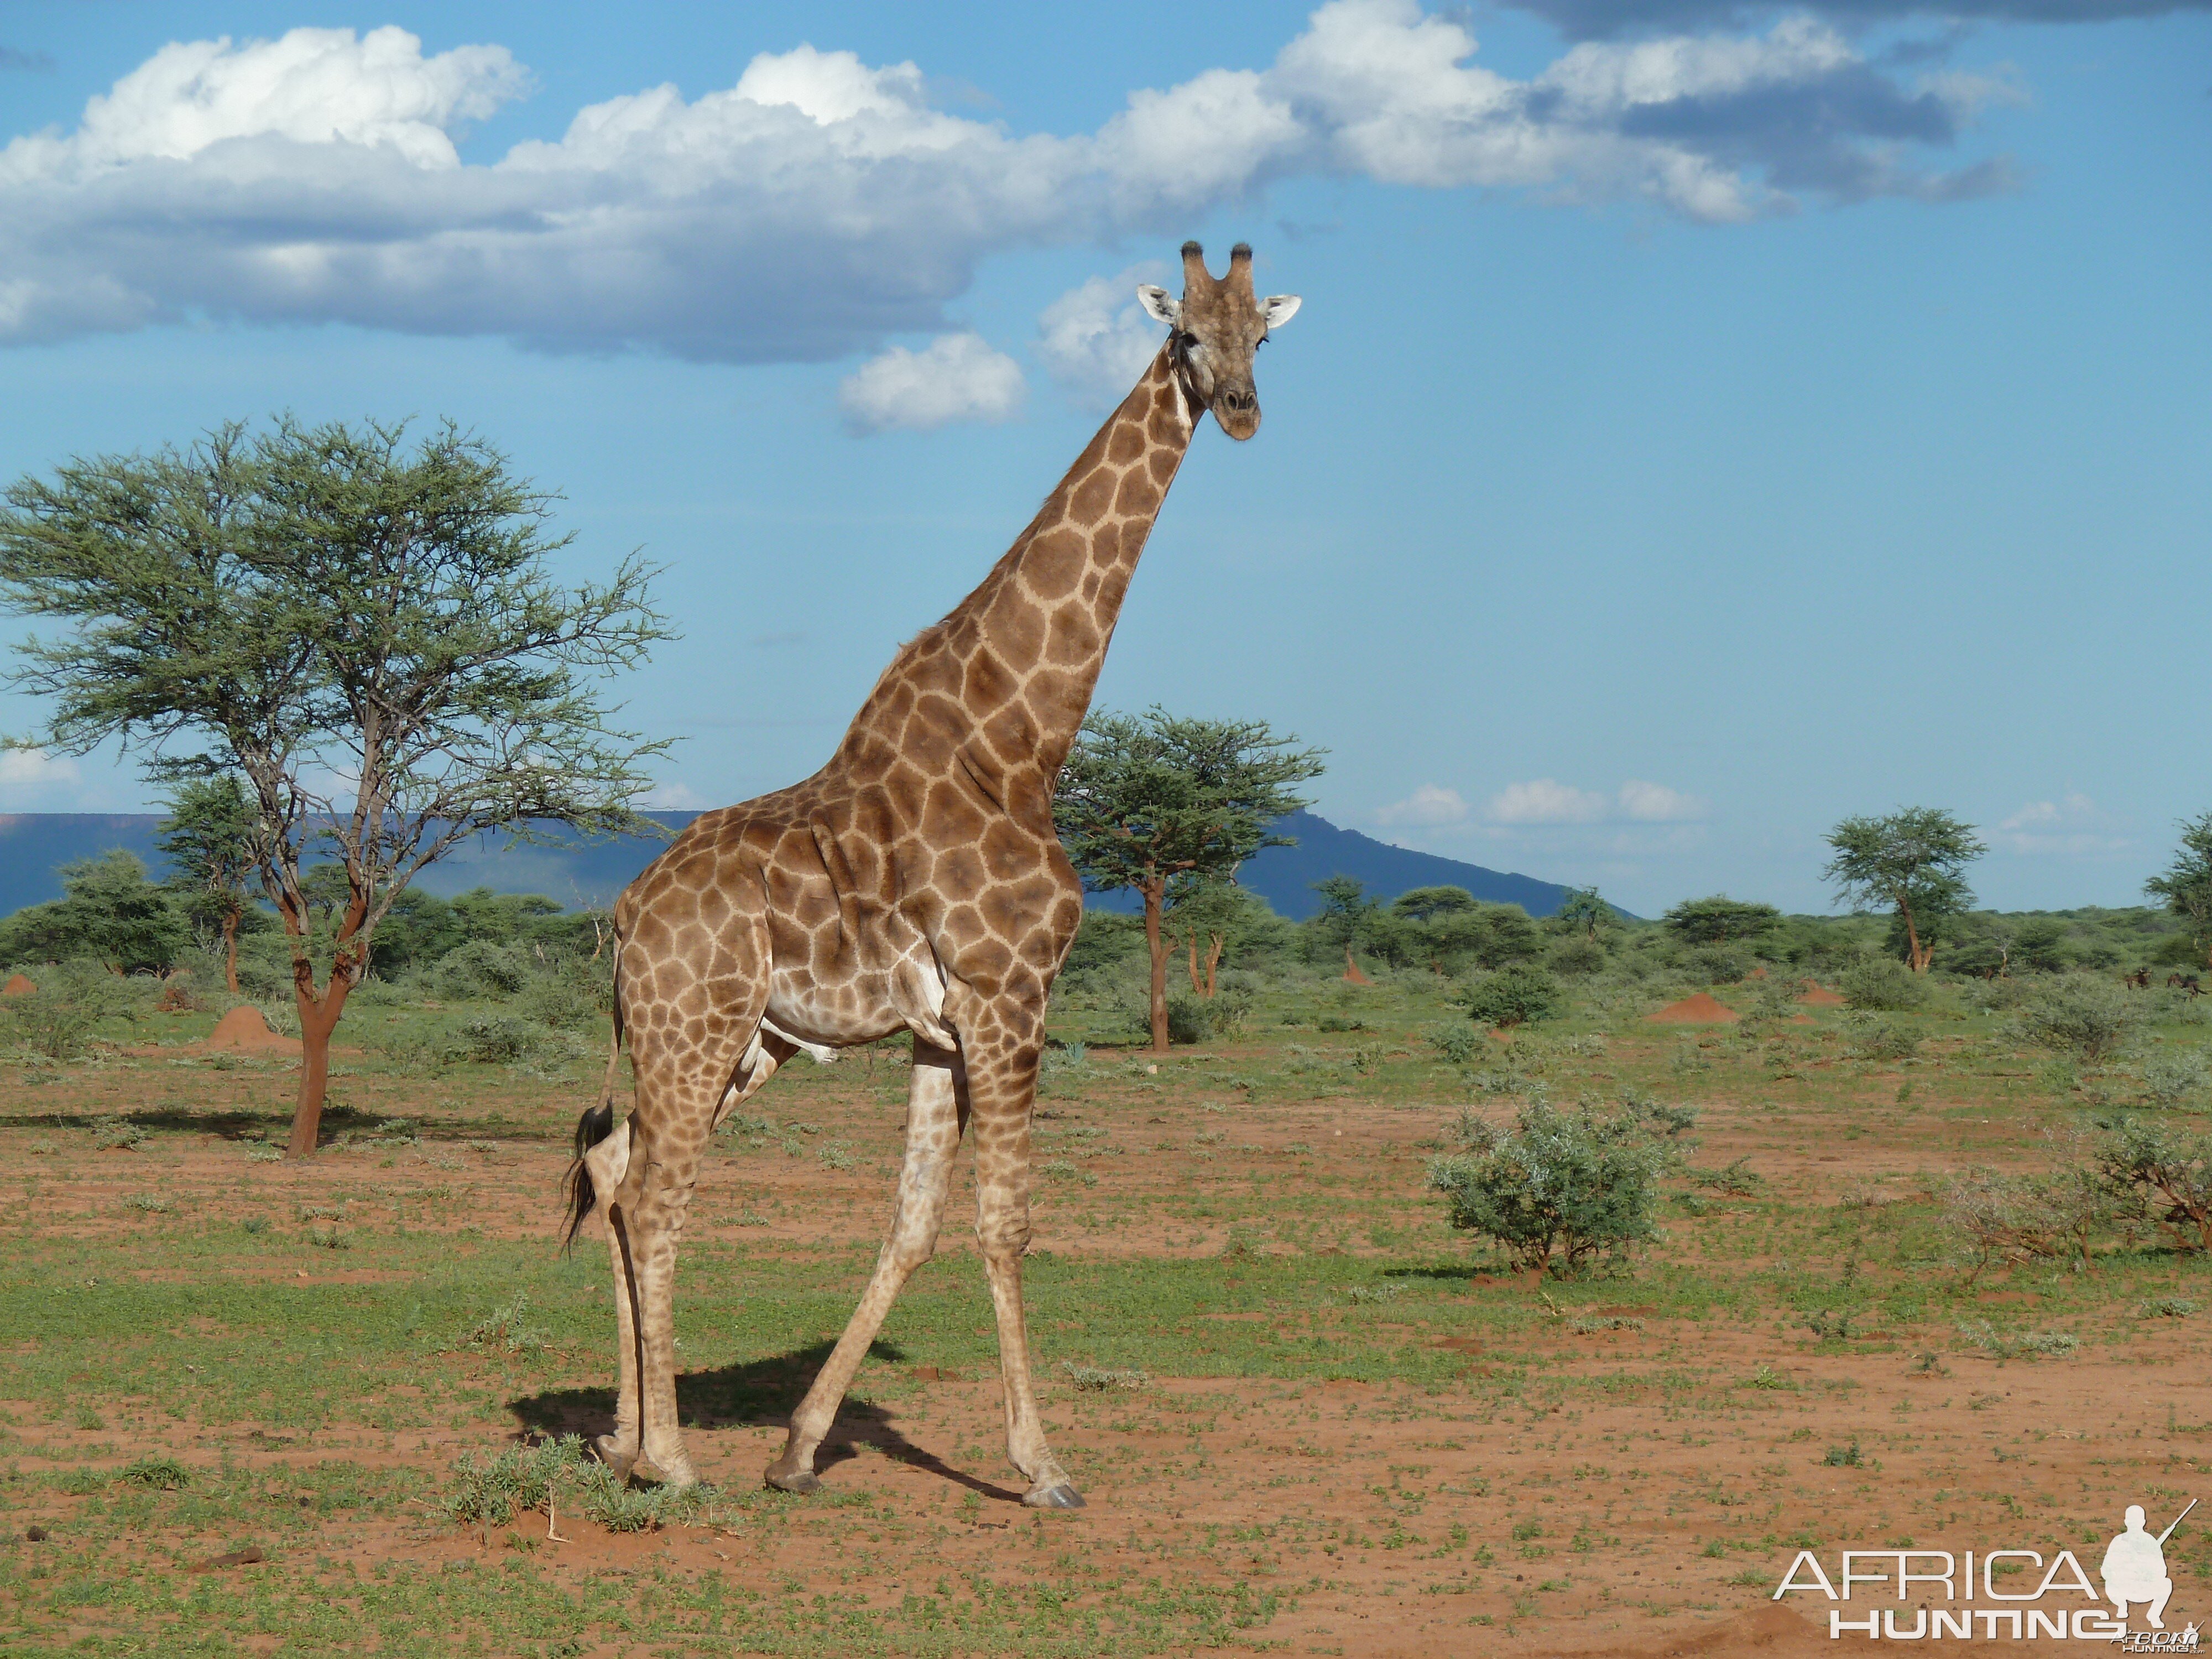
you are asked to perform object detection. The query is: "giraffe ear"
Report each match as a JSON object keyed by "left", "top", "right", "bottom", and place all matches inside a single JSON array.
[
  {"left": 1136, "top": 285, "right": 1180, "bottom": 327},
  {"left": 1261, "top": 294, "right": 1302, "bottom": 329}
]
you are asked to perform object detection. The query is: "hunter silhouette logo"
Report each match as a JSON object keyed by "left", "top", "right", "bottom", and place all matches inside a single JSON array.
[{"left": 1771, "top": 1501, "right": 2197, "bottom": 1644}]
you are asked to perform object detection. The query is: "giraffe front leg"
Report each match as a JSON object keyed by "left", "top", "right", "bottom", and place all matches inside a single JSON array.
[
  {"left": 767, "top": 1039, "right": 962, "bottom": 1493},
  {"left": 967, "top": 1044, "right": 1083, "bottom": 1509}
]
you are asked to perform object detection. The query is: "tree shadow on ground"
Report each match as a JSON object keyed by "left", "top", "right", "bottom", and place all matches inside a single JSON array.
[{"left": 506, "top": 1339, "right": 1021, "bottom": 1501}]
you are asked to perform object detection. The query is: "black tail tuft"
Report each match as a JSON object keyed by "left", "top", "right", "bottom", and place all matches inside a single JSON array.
[{"left": 561, "top": 1102, "right": 615, "bottom": 1254}]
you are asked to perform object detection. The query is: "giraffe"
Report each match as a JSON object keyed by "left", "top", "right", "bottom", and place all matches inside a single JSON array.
[{"left": 564, "top": 241, "right": 1300, "bottom": 1509}]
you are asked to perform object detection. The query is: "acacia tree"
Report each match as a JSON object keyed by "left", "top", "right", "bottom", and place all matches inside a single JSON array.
[
  {"left": 0, "top": 417, "right": 670, "bottom": 1155},
  {"left": 1313, "top": 874, "right": 1380, "bottom": 982},
  {"left": 1556, "top": 885, "right": 1609, "bottom": 940},
  {"left": 1054, "top": 708, "right": 1323, "bottom": 1051},
  {"left": 1823, "top": 807, "right": 1985, "bottom": 973},
  {"left": 1663, "top": 894, "right": 1781, "bottom": 946},
  {"left": 2146, "top": 813, "right": 2212, "bottom": 969},
  {"left": 158, "top": 774, "right": 260, "bottom": 992}
]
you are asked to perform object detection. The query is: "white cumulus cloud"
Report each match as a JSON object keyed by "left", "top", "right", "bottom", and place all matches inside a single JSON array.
[
  {"left": 1488, "top": 779, "right": 1611, "bottom": 825},
  {"left": 1618, "top": 780, "right": 1705, "bottom": 822},
  {"left": 1374, "top": 784, "right": 1472, "bottom": 827},
  {"left": 0, "top": 747, "right": 82, "bottom": 800},
  {"left": 1998, "top": 792, "right": 2125, "bottom": 855},
  {"left": 0, "top": 7, "right": 2020, "bottom": 360},
  {"left": 838, "top": 333, "right": 1026, "bottom": 434},
  {"left": 1035, "top": 268, "right": 1168, "bottom": 409}
]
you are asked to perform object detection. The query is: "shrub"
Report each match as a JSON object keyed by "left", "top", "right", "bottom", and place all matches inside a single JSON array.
[
  {"left": 1459, "top": 963, "right": 1563, "bottom": 1029},
  {"left": 424, "top": 940, "right": 534, "bottom": 1000},
  {"left": 2011, "top": 974, "right": 2137, "bottom": 1063},
  {"left": 1940, "top": 1167, "right": 2106, "bottom": 1281},
  {"left": 443, "top": 1437, "right": 588, "bottom": 1527},
  {"left": 1840, "top": 957, "right": 1927, "bottom": 1011},
  {"left": 1845, "top": 1015, "right": 1923, "bottom": 1062},
  {"left": 1548, "top": 937, "right": 1606, "bottom": 978},
  {"left": 1164, "top": 993, "right": 1211, "bottom": 1046},
  {"left": 117, "top": 1455, "right": 190, "bottom": 1490},
  {"left": 1425, "top": 1099, "right": 1664, "bottom": 1275},
  {"left": 1425, "top": 1022, "right": 1481, "bottom": 1063},
  {"left": 2141, "top": 1048, "right": 2210, "bottom": 1108},
  {"left": 1686, "top": 945, "right": 1750, "bottom": 985},
  {"left": 448, "top": 1013, "right": 575, "bottom": 1066},
  {"left": 2098, "top": 1119, "right": 2212, "bottom": 1253}
]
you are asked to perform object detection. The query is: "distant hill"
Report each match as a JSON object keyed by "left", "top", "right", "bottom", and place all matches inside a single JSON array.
[
  {"left": 1084, "top": 808, "right": 1594, "bottom": 920},
  {"left": 0, "top": 807, "right": 1601, "bottom": 921}
]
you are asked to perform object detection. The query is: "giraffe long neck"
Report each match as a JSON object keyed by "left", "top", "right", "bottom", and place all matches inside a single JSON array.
[{"left": 834, "top": 347, "right": 1197, "bottom": 813}]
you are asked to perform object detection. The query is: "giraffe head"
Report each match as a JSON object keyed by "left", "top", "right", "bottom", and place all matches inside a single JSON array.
[{"left": 1136, "top": 241, "right": 1300, "bottom": 441}]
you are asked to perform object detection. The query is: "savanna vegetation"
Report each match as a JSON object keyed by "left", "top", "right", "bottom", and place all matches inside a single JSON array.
[
  {"left": 6, "top": 824, "right": 2212, "bottom": 1655},
  {"left": 5, "top": 423, "right": 2208, "bottom": 1655}
]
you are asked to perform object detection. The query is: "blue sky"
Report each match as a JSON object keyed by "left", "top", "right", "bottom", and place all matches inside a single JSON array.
[{"left": 0, "top": 0, "right": 2206, "bottom": 917}]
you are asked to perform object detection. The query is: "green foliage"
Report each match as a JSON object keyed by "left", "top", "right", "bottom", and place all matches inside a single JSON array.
[
  {"left": 2011, "top": 974, "right": 2137, "bottom": 1062},
  {"left": 158, "top": 775, "right": 262, "bottom": 951},
  {"left": 0, "top": 849, "right": 187, "bottom": 973},
  {"left": 1663, "top": 895, "right": 1781, "bottom": 945},
  {"left": 426, "top": 939, "right": 536, "bottom": 1000},
  {"left": 117, "top": 1454, "right": 190, "bottom": 1490},
  {"left": 2098, "top": 1119, "right": 2212, "bottom": 1253},
  {"left": 1458, "top": 963, "right": 1563, "bottom": 1027},
  {"left": 1839, "top": 956, "right": 1927, "bottom": 1011},
  {"left": 1940, "top": 1166, "right": 2106, "bottom": 1280},
  {"left": 2141, "top": 1048, "right": 2211, "bottom": 1108},
  {"left": 1823, "top": 807, "right": 1985, "bottom": 970},
  {"left": 1555, "top": 885, "right": 1610, "bottom": 938},
  {"left": 0, "top": 415, "right": 672, "bottom": 1145},
  {"left": 1425, "top": 1099, "right": 1667, "bottom": 1274},
  {"left": 2146, "top": 812, "right": 2212, "bottom": 967},
  {"left": 1845, "top": 1014, "right": 1923, "bottom": 1061},
  {"left": 1054, "top": 709, "right": 1324, "bottom": 902}
]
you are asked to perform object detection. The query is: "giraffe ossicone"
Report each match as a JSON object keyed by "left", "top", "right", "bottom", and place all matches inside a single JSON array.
[{"left": 564, "top": 241, "right": 1300, "bottom": 1507}]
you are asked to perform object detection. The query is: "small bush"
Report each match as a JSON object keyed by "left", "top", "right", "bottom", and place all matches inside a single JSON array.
[
  {"left": 1821, "top": 1440, "right": 1862, "bottom": 1468},
  {"left": 1840, "top": 957, "right": 1927, "bottom": 1012},
  {"left": 1845, "top": 1015, "right": 1923, "bottom": 1062},
  {"left": 1426, "top": 1099, "right": 1664, "bottom": 1275},
  {"left": 2142, "top": 1295, "right": 2199, "bottom": 1319},
  {"left": 1686, "top": 946, "right": 1750, "bottom": 985},
  {"left": 1689, "top": 1158, "right": 1764, "bottom": 1197},
  {"left": 1548, "top": 937, "right": 1607, "bottom": 978},
  {"left": 1161, "top": 993, "right": 1211, "bottom": 1046},
  {"left": 1061, "top": 1361, "right": 1147, "bottom": 1391},
  {"left": 1425, "top": 1023, "right": 1481, "bottom": 1064},
  {"left": 2141, "top": 1048, "right": 2210, "bottom": 1108},
  {"left": 1459, "top": 964, "right": 1563, "bottom": 1029},
  {"left": 117, "top": 1455, "right": 190, "bottom": 1490},
  {"left": 459, "top": 1295, "right": 548, "bottom": 1354},
  {"left": 424, "top": 940, "right": 534, "bottom": 1000},
  {"left": 444, "top": 1437, "right": 588, "bottom": 1527},
  {"left": 92, "top": 1120, "right": 149, "bottom": 1152},
  {"left": 451, "top": 1014, "right": 555, "bottom": 1065},
  {"left": 1940, "top": 1165, "right": 2106, "bottom": 1281},
  {"left": 2098, "top": 1119, "right": 2212, "bottom": 1253},
  {"left": 1345, "top": 1282, "right": 1405, "bottom": 1305},
  {"left": 2011, "top": 974, "right": 2137, "bottom": 1063}
]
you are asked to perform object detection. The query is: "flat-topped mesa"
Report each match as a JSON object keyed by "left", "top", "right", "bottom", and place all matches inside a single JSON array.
[{"left": 831, "top": 241, "right": 1302, "bottom": 819}]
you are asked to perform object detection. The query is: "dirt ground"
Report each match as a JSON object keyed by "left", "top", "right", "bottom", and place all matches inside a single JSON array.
[{"left": 6, "top": 1005, "right": 2212, "bottom": 1656}]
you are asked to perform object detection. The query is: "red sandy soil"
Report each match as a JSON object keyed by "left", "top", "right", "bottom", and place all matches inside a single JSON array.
[
  {"left": 3, "top": 973, "right": 33, "bottom": 997},
  {"left": 1646, "top": 992, "right": 1740, "bottom": 1024},
  {"left": 193, "top": 1005, "right": 304, "bottom": 1055},
  {"left": 1796, "top": 984, "right": 1847, "bottom": 1006}
]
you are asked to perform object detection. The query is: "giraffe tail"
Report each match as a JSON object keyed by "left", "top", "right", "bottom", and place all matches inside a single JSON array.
[{"left": 561, "top": 966, "right": 626, "bottom": 1253}]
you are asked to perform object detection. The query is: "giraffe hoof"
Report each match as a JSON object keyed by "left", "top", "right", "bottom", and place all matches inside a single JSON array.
[
  {"left": 593, "top": 1435, "right": 638, "bottom": 1480},
  {"left": 1023, "top": 1483, "right": 1086, "bottom": 1510},
  {"left": 763, "top": 1460, "right": 821, "bottom": 1495}
]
